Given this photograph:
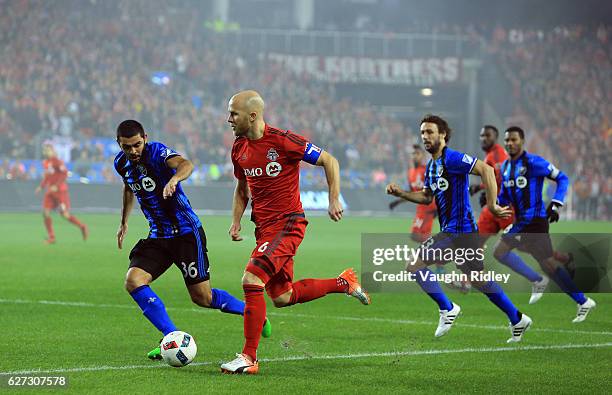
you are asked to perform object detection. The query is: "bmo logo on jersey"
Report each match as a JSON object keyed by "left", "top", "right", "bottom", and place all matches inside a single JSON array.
[
  {"left": 244, "top": 168, "right": 263, "bottom": 177},
  {"left": 128, "top": 177, "right": 156, "bottom": 192},
  {"left": 266, "top": 161, "right": 282, "bottom": 177},
  {"left": 503, "top": 177, "right": 527, "bottom": 189},
  {"left": 431, "top": 177, "right": 449, "bottom": 191},
  {"left": 243, "top": 162, "right": 283, "bottom": 177}
]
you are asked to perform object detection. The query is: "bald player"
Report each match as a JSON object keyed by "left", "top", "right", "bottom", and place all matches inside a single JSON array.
[{"left": 220, "top": 91, "right": 371, "bottom": 375}]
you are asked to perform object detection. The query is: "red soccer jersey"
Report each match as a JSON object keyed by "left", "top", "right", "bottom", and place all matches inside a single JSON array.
[
  {"left": 232, "top": 124, "right": 313, "bottom": 227},
  {"left": 484, "top": 143, "right": 508, "bottom": 191},
  {"left": 408, "top": 165, "right": 427, "bottom": 192},
  {"left": 41, "top": 157, "right": 68, "bottom": 192},
  {"left": 408, "top": 164, "right": 436, "bottom": 210}
]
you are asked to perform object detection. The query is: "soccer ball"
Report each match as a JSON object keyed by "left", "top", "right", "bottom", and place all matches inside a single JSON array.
[{"left": 160, "top": 331, "right": 197, "bottom": 367}]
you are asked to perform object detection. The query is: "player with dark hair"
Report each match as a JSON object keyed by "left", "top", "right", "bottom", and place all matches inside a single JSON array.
[
  {"left": 493, "top": 126, "right": 596, "bottom": 321},
  {"left": 35, "top": 143, "right": 88, "bottom": 244},
  {"left": 469, "top": 125, "right": 514, "bottom": 233},
  {"left": 389, "top": 144, "right": 437, "bottom": 243},
  {"left": 114, "top": 119, "right": 270, "bottom": 360},
  {"left": 387, "top": 114, "right": 532, "bottom": 343},
  {"left": 220, "top": 91, "right": 370, "bottom": 374}
]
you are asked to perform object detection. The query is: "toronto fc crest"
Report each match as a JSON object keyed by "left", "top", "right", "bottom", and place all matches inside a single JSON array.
[{"left": 266, "top": 148, "right": 279, "bottom": 161}]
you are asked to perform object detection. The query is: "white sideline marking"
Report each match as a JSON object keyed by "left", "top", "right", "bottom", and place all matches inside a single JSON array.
[
  {"left": 1, "top": 342, "right": 611, "bottom": 376},
  {"left": 1, "top": 298, "right": 611, "bottom": 337}
]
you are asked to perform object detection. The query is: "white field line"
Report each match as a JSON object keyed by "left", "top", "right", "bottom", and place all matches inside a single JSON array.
[
  {"left": 1, "top": 342, "right": 611, "bottom": 376},
  {"left": 1, "top": 298, "right": 611, "bottom": 337}
]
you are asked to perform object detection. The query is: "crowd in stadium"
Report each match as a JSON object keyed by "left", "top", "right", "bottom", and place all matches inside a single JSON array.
[
  {"left": 492, "top": 24, "right": 611, "bottom": 219},
  {"left": 0, "top": 1, "right": 609, "bottom": 218}
]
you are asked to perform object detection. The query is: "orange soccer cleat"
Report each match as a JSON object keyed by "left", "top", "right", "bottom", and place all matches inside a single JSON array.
[{"left": 338, "top": 268, "right": 371, "bottom": 305}]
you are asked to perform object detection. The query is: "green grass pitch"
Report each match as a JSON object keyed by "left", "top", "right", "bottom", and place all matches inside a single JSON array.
[{"left": 0, "top": 212, "right": 610, "bottom": 393}]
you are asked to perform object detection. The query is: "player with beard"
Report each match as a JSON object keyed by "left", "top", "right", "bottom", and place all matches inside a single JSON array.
[
  {"left": 114, "top": 120, "right": 271, "bottom": 360},
  {"left": 386, "top": 115, "right": 532, "bottom": 343}
]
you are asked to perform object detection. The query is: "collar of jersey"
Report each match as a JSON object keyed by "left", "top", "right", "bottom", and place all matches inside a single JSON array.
[{"left": 510, "top": 150, "right": 528, "bottom": 162}]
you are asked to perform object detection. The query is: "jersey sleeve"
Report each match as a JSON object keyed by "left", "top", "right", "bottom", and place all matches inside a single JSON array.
[
  {"left": 231, "top": 142, "right": 246, "bottom": 180},
  {"left": 423, "top": 161, "right": 432, "bottom": 190},
  {"left": 446, "top": 149, "right": 477, "bottom": 175},
  {"left": 532, "top": 156, "right": 569, "bottom": 205},
  {"left": 150, "top": 142, "right": 180, "bottom": 167},
  {"left": 113, "top": 153, "right": 129, "bottom": 185},
  {"left": 283, "top": 131, "right": 310, "bottom": 162}
]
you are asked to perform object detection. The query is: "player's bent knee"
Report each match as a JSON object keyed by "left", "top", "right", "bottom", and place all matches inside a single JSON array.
[
  {"left": 272, "top": 291, "right": 292, "bottom": 308},
  {"left": 242, "top": 271, "right": 265, "bottom": 286},
  {"left": 406, "top": 259, "right": 426, "bottom": 273},
  {"left": 493, "top": 242, "right": 510, "bottom": 261},
  {"left": 538, "top": 257, "right": 557, "bottom": 274},
  {"left": 190, "top": 290, "right": 213, "bottom": 308},
  {"left": 124, "top": 268, "right": 151, "bottom": 293}
]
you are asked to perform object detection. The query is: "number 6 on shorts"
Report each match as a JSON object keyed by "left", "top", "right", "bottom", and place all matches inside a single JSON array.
[{"left": 257, "top": 242, "right": 269, "bottom": 253}]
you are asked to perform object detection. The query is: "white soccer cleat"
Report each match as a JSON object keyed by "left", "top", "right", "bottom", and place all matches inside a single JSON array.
[
  {"left": 220, "top": 353, "right": 259, "bottom": 375},
  {"left": 529, "top": 276, "right": 549, "bottom": 304},
  {"left": 435, "top": 303, "right": 461, "bottom": 337},
  {"left": 572, "top": 297, "right": 596, "bottom": 323},
  {"left": 507, "top": 313, "right": 532, "bottom": 343}
]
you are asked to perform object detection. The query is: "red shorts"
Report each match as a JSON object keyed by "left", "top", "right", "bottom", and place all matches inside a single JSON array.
[
  {"left": 245, "top": 213, "right": 307, "bottom": 299},
  {"left": 477, "top": 206, "right": 514, "bottom": 235},
  {"left": 411, "top": 203, "right": 437, "bottom": 241},
  {"left": 43, "top": 191, "right": 71, "bottom": 211}
]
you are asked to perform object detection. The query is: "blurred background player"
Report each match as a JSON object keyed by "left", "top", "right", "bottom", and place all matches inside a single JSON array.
[
  {"left": 469, "top": 125, "right": 513, "bottom": 239},
  {"left": 389, "top": 144, "right": 437, "bottom": 243},
  {"left": 493, "top": 126, "right": 596, "bottom": 321},
  {"left": 35, "top": 143, "right": 88, "bottom": 244},
  {"left": 389, "top": 145, "right": 446, "bottom": 278},
  {"left": 114, "top": 120, "right": 270, "bottom": 360},
  {"left": 221, "top": 90, "right": 370, "bottom": 375},
  {"left": 386, "top": 114, "right": 532, "bottom": 343}
]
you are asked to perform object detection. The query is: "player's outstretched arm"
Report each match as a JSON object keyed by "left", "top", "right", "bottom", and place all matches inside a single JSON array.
[
  {"left": 230, "top": 178, "right": 249, "bottom": 241},
  {"left": 471, "top": 160, "right": 511, "bottom": 218},
  {"left": 386, "top": 183, "right": 433, "bottom": 205},
  {"left": 163, "top": 156, "right": 194, "bottom": 199},
  {"left": 315, "top": 150, "right": 343, "bottom": 222},
  {"left": 117, "top": 184, "right": 135, "bottom": 249}
]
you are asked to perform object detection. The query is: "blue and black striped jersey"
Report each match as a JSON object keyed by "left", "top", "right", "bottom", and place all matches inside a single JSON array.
[
  {"left": 499, "top": 151, "right": 569, "bottom": 222},
  {"left": 114, "top": 141, "right": 201, "bottom": 238},
  {"left": 424, "top": 147, "right": 478, "bottom": 233}
]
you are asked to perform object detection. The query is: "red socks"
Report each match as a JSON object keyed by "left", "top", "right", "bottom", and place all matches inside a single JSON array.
[
  {"left": 44, "top": 216, "right": 54, "bottom": 239},
  {"left": 288, "top": 278, "right": 347, "bottom": 305},
  {"left": 242, "top": 284, "right": 266, "bottom": 361}
]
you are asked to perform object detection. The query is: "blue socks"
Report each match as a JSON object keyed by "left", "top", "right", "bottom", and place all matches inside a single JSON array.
[
  {"left": 498, "top": 252, "right": 542, "bottom": 282},
  {"left": 477, "top": 281, "right": 521, "bottom": 325},
  {"left": 415, "top": 268, "right": 453, "bottom": 311},
  {"left": 211, "top": 288, "right": 246, "bottom": 315},
  {"left": 130, "top": 285, "right": 177, "bottom": 336},
  {"left": 552, "top": 267, "right": 587, "bottom": 304}
]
